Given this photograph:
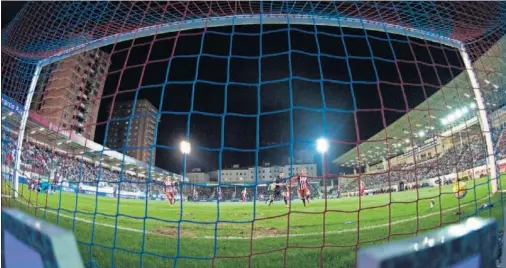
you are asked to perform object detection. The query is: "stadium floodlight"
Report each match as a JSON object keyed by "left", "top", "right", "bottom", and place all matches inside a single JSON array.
[
  {"left": 316, "top": 138, "right": 329, "bottom": 153},
  {"left": 180, "top": 140, "right": 191, "bottom": 155},
  {"left": 447, "top": 114, "right": 455, "bottom": 123}
]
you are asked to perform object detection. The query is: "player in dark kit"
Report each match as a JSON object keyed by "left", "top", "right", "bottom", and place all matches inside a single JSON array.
[
  {"left": 268, "top": 172, "right": 285, "bottom": 207},
  {"left": 282, "top": 181, "right": 291, "bottom": 208}
]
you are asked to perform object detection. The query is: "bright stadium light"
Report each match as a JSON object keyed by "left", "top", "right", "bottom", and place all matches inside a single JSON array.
[
  {"left": 447, "top": 114, "right": 455, "bottom": 123},
  {"left": 180, "top": 140, "right": 191, "bottom": 155},
  {"left": 316, "top": 138, "right": 329, "bottom": 153}
]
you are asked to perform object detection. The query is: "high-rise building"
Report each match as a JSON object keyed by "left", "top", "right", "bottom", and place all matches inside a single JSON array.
[
  {"left": 106, "top": 99, "right": 158, "bottom": 163},
  {"left": 31, "top": 49, "right": 110, "bottom": 140}
]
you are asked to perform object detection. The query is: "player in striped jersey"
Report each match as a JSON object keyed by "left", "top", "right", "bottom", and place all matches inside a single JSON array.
[
  {"left": 359, "top": 180, "right": 365, "bottom": 196},
  {"left": 241, "top": 188, "right": 247, "bottom": 203},
  {"left": 165, "top": 176, "right": 176, "bottom": 207},
  {"left": 291, "top": 168, "right": 311, "bottom": 207}
]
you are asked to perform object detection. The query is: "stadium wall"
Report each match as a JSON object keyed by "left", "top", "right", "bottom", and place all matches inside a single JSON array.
[
  {"left": 342, "top": 159, "right": 506, "bottom": 196},
  {"left": 417, "top": 159, "right": 506, "bottom": 187},
  {"left": 14, "top": 177, "right": 280, "bottom": 203},
  {"left": 16, "top": 176, "right": 177, "bottom": 201}
]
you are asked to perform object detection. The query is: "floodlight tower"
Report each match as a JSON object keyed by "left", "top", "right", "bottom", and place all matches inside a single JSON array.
[
  {"left": 180, "top": 140, "right": 191, "bottom": 191},
  {"left": 316, "top": 137, "right": 329, "bottom": 175},
  {"left": 317, "top": 137, "right": 330, "bottom": 199}
]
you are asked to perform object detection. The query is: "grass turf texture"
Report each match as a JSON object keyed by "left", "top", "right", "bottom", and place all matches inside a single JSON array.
[{"left": 2, "top": 175, "right": 505, "bottom": 268}]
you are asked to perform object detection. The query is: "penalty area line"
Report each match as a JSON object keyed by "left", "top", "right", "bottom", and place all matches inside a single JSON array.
[{"left": 16, "top": 196, "right": 490, "bottom": 240}]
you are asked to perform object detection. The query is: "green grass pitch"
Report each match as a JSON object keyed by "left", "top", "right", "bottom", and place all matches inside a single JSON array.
[{"left": 4, "top": 175, "right": 505, "bottom": 268}]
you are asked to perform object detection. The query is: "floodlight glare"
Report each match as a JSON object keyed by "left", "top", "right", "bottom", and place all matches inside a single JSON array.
[
  {"left": 316, "top": 138, "right": 329, "bottom": 153},
  {"left": 447, "top": 114, "right": 455, "bottom": 122},
  {"left": 180, "top": 140, "right": 191, "bottom": 155}
]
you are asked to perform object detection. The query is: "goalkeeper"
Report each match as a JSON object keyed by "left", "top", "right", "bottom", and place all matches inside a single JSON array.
[
  {"left": 453, "top": 178, "right": 467, "bottom": 199},
  {"left": 453, "top": 178, "right": 467, "bottom": 215},
  {"left": 265, "top": 181, "right": 276, "bottom": 204}
]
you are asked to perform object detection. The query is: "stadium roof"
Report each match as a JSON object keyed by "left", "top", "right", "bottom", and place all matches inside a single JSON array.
[
  {"left": 334, "top": 35, "right": 506, "bottom": 168},
  {"left": 1, "top": 94, "right": 187, "bottom": 182}
]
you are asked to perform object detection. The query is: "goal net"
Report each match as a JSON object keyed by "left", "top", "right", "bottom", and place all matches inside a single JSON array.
[{"left": 1, "top": 2, "right": 506, "bottom": 267}]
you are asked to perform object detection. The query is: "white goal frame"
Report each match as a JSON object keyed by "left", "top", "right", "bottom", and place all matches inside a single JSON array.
[{"left": 12, "top": 14, "right": 498, "bottom": 198}]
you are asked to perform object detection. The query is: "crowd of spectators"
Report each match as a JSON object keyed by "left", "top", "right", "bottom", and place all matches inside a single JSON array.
[
  {"left": 350, "top": 136, "right": 488, "bottom": 192},
  {"left": 16, "top": 140, "right": 167, "bottom": 194},
  {"left": 1, "top": 129, "right": 501, "bottom": 200},
  {"left": 493, "top": 124, "right": 506, "bottom": 158}
]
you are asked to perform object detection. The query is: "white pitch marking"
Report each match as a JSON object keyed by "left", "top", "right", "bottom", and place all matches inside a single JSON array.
[{"left": 15, "top": 195, "right": 492, "bottom": 240}]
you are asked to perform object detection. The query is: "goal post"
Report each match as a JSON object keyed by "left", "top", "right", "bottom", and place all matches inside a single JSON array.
[
  {"left": 12, "top": 64, "right": 42, "bottom": 199},
  {"left": 2, "top": 2, "right": 505, "bottom": 267},
  {"left": 459, "top": 46, "right": 498, "bottom": 193},
  {"left": 15, "top": 13, "right": 501, "bottom": 197}
]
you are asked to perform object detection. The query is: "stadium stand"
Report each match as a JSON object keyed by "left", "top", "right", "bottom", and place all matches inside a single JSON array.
[{"left": 3, "top": 123, "right": 503, "bottom": 200}]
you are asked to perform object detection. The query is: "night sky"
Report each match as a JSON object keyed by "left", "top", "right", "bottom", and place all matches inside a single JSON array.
[
  {"left": 94, "top": 25, "right": 462, "bottom": 174},
  {"left": 1, "top": 2, "right": 25, "bottom": 30},
  {"left": 3, "top": 3, "right": 464, "bottom": 174}
]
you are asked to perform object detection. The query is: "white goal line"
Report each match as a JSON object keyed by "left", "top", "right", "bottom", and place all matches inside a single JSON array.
[{"left": 14, "top": 195, "right": 492, "bottom": 240}]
